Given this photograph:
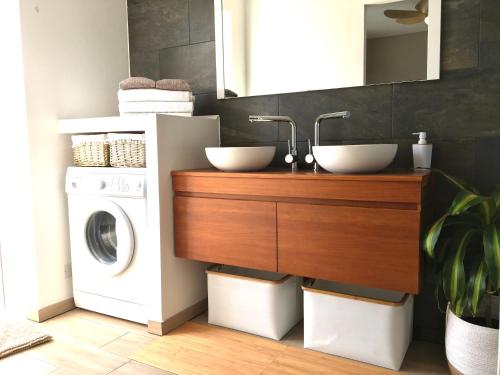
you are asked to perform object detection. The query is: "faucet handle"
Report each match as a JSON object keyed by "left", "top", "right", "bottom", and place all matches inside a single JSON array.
[
  {"left": 285, "top": 139, "right": 297, "bottom": 164},
  {"left": 305, "top": 138, "right": 315, "bottom": 164}
]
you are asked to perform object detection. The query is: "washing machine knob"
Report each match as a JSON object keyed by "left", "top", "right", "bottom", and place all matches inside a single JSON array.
[{"left": 97, "top": 180, "right": 106, "bottom": 190}]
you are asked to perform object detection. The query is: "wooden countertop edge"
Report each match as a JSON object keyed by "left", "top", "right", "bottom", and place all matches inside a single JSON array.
[
  {"left": 171, "top": 169, "right": 430, "bottom": 182},
  {"left": 302, "top": 285, "right": 410, "bottom": 307}
]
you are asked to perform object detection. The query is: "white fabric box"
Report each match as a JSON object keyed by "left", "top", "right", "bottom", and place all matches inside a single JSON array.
[
  {"left": 207, "top": 265, "right": 303, "bottom": 340},
  {"left": 303, "top": 280, "right": 413, "bottom": 370}
]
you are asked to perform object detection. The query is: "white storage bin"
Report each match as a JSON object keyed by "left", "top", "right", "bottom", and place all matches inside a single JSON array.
[
  {"left": 207, "top": 265, "right": 303, "bottom": 340},
  {"left": 303, "top": 280, "right": 413, "bottom": 370}
]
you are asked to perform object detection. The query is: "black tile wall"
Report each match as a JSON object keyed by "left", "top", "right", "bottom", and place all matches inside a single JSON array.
[
  {"left": 278, "top": 85, "right": 393, "bottom": 142},
  {"left": 480, "top": 0, "right": 500, "bottom": 69},
  {"left": 159, "top": 41, "right": 216, "bottom": 94},
  {"left": 128, "top": 0, "right": 189, "bottom": 52},
  {"left": 189, "top": 0, "right": 215, "bottom": 44},
  {"left": 127, "top": 0, "right": 500, "bottom": 344},
  {"left": 440, "top": 0, "right": 480, "bottom": 71}
]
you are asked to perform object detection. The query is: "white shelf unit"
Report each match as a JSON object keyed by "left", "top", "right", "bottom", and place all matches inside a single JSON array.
[{"left": 59, "top": 114, "right": 220, "bottom": 333}]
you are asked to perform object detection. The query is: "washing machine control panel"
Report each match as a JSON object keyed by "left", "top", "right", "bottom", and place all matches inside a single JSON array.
[
  {"left": 66, "top": 171, "right": 146, "bottom": 198},
  {"left": 110, "top": 175, "right": 145, "bottom": 196}
]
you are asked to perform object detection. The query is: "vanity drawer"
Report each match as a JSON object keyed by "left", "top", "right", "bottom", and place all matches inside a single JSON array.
[
  {"left": 277, "top": 203, "right": 421, "bottom": 293},
  {"left": 174, "top": 197, "right": 277, "bottom": 271}
]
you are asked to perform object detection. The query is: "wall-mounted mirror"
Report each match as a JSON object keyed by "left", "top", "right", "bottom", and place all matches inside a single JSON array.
[{"left": 215, "top": 0, "right": 441, "bottom": 99}]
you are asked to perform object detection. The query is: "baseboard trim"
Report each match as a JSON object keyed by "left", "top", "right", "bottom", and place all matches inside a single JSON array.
[
  {"left": 148, "top": 298, "right": 208, "bottom": 336},
  {"left": 28, "top": 297, "right": 76, "bottom": 323}
]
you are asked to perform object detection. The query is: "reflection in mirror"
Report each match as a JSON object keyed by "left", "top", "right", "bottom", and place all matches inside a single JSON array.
[{"left": 215, "top": 0, "right": 441, "bottom": 99}]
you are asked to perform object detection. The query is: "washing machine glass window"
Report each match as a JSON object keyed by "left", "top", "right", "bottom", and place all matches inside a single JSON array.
[
  {"left": 81, "top": 199, "right": 135, "bottom": 277},
  {"left": 86, "top": 211, "right": 118, "bottom": 265}
]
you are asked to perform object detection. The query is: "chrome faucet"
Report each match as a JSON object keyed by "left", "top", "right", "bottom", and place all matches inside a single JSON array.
[
  {"left": 305, "top": 111, "right": 351, "bottom": 172},
  {"left": 249, "top": 115, "right": 298, "bottom": 172}
]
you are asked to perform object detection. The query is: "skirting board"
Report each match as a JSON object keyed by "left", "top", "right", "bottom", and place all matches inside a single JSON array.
[
  {"left": 27, "top": 297, "right": 75, "bottom": 323},
  {"left": 148, "top": 298, "right": 208, "bottom": 336}
]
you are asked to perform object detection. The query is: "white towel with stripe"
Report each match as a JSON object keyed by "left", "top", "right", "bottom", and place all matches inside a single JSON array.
[
  {"left": 118, "top": 101, "right": 194, "bottom": 114},
  {"left": 117, "top": 89, "right": 193, "bottom": 102},
  {"left": 119, "top": 112, "right": 193, "bottom": 117}
]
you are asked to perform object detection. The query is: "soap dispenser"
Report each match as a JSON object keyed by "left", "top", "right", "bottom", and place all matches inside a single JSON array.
[{"left": 412, "top": 132, "right": 432, "bottom": 169}]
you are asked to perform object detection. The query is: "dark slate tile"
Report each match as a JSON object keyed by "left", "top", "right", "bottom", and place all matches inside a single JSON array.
[
  {"left": 159, "top": 44, "right": 190, "bottom": 82},
  {"left": 189, "top": 42, "right": 216, "bottom": 94},
  {"left": 393, "top": 139, "right": 414, "bottom": 169},
  {"left": 189, "top": 0, "right": 215, "bottom": 44},
  {"left": 413, "top": 279, "right": 446, "bottom": 344},
  {"left": 393, "top": 68, "right": 500, "bottom": 139},
  {"left": 129, "top": 49, "right": 160, "bottom": 80},
  {"left": 128, "top": 0, "right": 189, "bottom": 52},
  {"left": 215, "top": 96, "right": 279, "bottom": 145},
  {"left": 277, "top": 85, "right": 393, "bottom": 143},
  {"left": 159, "top": 41, "right": 216, "bottom": 94},
  {"left": 480, "top": 0, "right": 500, "bottom": 69},
  {"left": 193, "top": 93, "right": 218, "bottom": 115},
  {"left": 441, "top": 0, "right": 480, "bottom": 71},
  {"left": 430, "top": 139, "right": 477, "bottom": 217},
  {"left": 475, "top": 136, "right": 500, "bottom": 194}
]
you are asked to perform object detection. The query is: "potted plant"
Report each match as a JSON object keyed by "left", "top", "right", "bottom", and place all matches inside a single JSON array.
[{"left": 424, "top": 170, "right": 500, "bottom": 375}]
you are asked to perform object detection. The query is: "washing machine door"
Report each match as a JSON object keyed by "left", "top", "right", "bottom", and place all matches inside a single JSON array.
[{"left": 83, "top": 199, "right": 134, "bottom": 276}]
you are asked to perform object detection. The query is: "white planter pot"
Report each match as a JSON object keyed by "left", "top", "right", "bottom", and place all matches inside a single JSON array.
[{"left": 446, "top": 305, "right": 499, "bottom": 375}]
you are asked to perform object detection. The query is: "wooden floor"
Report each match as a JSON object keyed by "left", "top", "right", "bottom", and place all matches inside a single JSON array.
[{"left": 0, "top": 308, "right": 449, "bottom": 374}]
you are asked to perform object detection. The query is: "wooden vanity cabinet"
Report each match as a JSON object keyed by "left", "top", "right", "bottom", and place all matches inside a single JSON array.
[
  {"left": 174, "top": 196, "right": 277, "bottom": 271},
  {"left": 172, "top": 170, "right": 429, "bottom": 294},
  {"left": 277, "top": 203, "right": 420, "bottom": 293}
]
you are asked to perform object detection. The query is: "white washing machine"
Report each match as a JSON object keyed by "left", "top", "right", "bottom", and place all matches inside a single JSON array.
[{"left": 65, "top": 167, "right": 150, "bottom": 323}]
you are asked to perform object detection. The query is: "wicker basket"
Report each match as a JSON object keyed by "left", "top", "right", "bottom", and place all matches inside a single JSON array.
[
  {"left": 72, "top": 135, "right": 109, "bottom": 167},
  {"left": 108, "top": 133, "right": 146, "bottom": 168}
]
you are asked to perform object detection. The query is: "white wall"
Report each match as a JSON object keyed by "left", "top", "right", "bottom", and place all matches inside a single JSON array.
[
  {"left": 243, "top": 0, "right": 365, "bottom": 96},
  {"left": 0, "top": 0, "right": 38, "bottom": 315},
  {"left": 0, "top": 0, "right": 129, "bottom": 315}
]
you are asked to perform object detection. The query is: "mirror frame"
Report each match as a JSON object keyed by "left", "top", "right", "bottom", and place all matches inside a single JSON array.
[{"left": 214, "top": 0, "right": 441, "bottom": 99}]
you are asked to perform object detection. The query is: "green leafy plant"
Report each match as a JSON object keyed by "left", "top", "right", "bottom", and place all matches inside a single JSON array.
[{"left": 423, "top": 170, "right": 500, "bottom": 322}]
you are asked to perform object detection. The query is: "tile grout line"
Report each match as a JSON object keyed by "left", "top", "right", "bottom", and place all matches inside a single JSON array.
[
  {"left": 71, "top": 309, "right": 152, "bottom": 338},
  {"left": 99, "top": 331, "right": 131, "bottom": 350},
  {"left": 104, "top": 359, "right": 132, "bottom": 375}
]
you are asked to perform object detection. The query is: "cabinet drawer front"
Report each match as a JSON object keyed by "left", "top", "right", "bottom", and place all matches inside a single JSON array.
[
  {"left": 174, "top": 197, "right": 277, "bottom": 271},
  {"left": 277, "top": 203, "right": 420, "bottom": 293}
]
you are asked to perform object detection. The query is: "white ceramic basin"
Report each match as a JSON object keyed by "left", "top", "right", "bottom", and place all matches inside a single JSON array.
[
  {"left": 205, "top": 146, "right": 276, "bottom": 172},
  {"left": 313, "top": 144, "right": 398, "bottom": 173}
]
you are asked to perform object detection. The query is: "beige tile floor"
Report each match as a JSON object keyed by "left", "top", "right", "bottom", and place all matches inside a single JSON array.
[{"left": 0, "top": 308, "right": 449, "bottom": 375}]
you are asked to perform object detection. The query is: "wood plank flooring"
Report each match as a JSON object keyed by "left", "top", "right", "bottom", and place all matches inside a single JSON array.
[{"left": 0, "top": 308, "right": 449, "bottom": 374}]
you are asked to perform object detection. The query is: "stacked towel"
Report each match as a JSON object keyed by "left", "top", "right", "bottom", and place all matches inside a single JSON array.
[{"left": 118, "top": 77, "right": 194, "bottom": 116}]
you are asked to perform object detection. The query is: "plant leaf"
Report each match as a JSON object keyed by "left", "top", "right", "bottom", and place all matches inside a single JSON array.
[
  {"left": 467, "top": 260, "right": 487, "bottom": 316},
  {"left": 480, "top": 198, "right": 497, "bottom": 226},
  {"left": 483, "top": 224, "right": 500, "bottom": 290},
  {"left": 433, "top": 169, "right": 479, "bottom": 194},
  {"left": 442, "top": 256, "right": 452, "bottom": 302},
  {"left": 449, "top": 229, "right": 475, "bottom": 316},
  {"left": 443, "top": 212, "right": 481, "bottom": 229},
  {"left": 448, "top": 191, "right": 486, "bottom": 216},
  {"left": 493, "top": 188, "right": 500, "bottom": 209},
  {"left": 424, "top": 214, "right": 449, "bottom": 258}
]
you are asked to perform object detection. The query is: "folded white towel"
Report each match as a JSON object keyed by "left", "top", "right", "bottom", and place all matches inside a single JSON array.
[
  {"left": 117, "top": 89, "right": 193, "bottom": 103},
  {"left": 71, "top": 134, "right": 106, "bottom": 147},
  {"left": 119, "top": 112, "right": 193, "bottom": 117},
  {"left": 107, "top": 133, "right": 145, "bottom": 142},
  {"left": 118, "top": 101, "right": 194, "bottom": 113}
]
